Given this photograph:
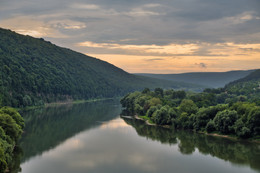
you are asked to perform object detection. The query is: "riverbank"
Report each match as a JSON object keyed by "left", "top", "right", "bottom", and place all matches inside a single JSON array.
[
  {"left": 44, "top": 97, "right": 119, "bottom": 107},
  {"left": 123, "top": 115, "right": 260, "bottom": 144},
  {"left": 16, "top": 97, "right": 120, "bottom": 112}
]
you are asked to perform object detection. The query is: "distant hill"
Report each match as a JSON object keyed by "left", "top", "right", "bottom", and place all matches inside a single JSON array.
[
  {"left": 227, "top": 69, "right": 260, "bottom": 85},
  {"left": 224, "top": 70, "right": 260, "bottom": 100},
  {"left": 136, "top": 70, "right": 256, "bottom": 88},
  {"left": 0, "top": 28, "right": 200, "bottom": 107}
]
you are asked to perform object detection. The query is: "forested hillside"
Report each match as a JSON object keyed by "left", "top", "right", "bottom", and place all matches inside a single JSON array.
[
  {"left": 121, "top": 70, "right": 260, "bottom": 139},
  {"left": 0, "top": 28, "right": 200, "bottom": 107},
  {"left": 136, "top": 70, "right": 256, "bottom": 88},
  {"left": 224, "top": 69, "right": 260, "bottom": 103}
]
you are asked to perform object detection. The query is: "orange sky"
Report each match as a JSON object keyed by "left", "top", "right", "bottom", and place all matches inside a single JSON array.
[
  {"left": 85, "top": 42, "right": 260, "bottom": 73},
  {"left": 1, "top": 0, "right": 260, "bottom": 73}
]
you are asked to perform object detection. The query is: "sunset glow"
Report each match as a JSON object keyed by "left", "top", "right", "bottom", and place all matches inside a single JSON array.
[{"left": 0, "top": 0, "right": 259, "bottom": 73}]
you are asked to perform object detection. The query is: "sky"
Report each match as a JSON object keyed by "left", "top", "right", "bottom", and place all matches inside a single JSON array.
[{"left": 0, "top": 0, "right": 260, "bottom": 73}]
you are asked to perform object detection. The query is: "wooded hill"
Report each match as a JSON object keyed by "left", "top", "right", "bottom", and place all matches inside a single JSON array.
[
  {"left": 224, "top": 69, "right": 260, "bottom": 102},
  {"left": 136, "top": 70, "right": 256, "bottom": 88},
  {"left": 121, "top": 70, "right": 260, "bottom": 139},
  {"left": 0, "top": 28, "right": 200, "bottom": 107}
]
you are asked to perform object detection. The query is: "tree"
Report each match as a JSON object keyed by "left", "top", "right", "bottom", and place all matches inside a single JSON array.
[
  {"left": 147, "top": 106, "right": 157, "bottom": 117},
  {"left": 0, "top": 107, "right": 24, "bottom": 129},
  {"left": 142, "top": 88, "right": 150, "bottom": 94},
  {"left": 148, "top": 97, "right": 161, "bottom": 107},
  {"left": 152, "top": 106, "right": 170, "bottom": 125},
  {"left": 176, "top": 112, "right": 189, "bottom": 129},
  {"left": 206, "top": 120, "right": 216, "bottom": 133},
  {"left": 213, "top": 110, "right": 238, "bottom": 134},
  {"left": 179, "top": 99, "right": 198, "bottom": 115},
  {"left": 154, "top": 88, "right": 164, "bottom": 98},
  {"left": 0, "top": 107, "right": 24, "bottom": 172},
  {"left": 172, "top": 90, "right": 186, "bottom": 99},
  {"left": 247, "top": 107, "right": 260, "bottom": 136},
  {"left": 0, "top": 114, "right": 22, "bottom": 142},
  {"left": 234, "top": 119, "right": 251, "bottom": 138},
  {"left": 194, "top": 104, "right": 227, "bottom": 131}
]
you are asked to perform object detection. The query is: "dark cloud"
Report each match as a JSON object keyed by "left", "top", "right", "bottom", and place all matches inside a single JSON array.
[
  {"left": 195, "top": 63, "right": 207, "bottom": 68},
  {"left": 144, "top": 58, "right": 164, "bottom": 61},
  {"left": 0, "top": 0, "right": 259, "bottom": 49}
]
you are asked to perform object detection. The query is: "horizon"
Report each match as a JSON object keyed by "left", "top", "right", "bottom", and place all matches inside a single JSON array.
[{"left": 1, "top": 0, "right": 260, "bottom": 73}]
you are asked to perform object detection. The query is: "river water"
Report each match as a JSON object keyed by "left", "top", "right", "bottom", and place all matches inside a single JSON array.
[{"left": 18, "top": 99, "right": 260, "bottom": 173}]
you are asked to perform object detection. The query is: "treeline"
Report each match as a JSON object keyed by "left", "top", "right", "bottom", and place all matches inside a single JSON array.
[
  {"left": 0, "top": 107, "right": 24, "bottom": 172},
  {"left": 0, "top": 28, "right": 200, "bottom": 108},
  {"left": 121, "top": 84, "right": 260, "bottom": 139}
]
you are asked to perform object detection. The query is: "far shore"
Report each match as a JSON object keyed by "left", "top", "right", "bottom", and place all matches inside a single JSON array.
[
  {"left": 17, "top": 97, "right": 119, "bottom": 111},
  {"left": 44, "top": 97, "right": 117, "bottom": 107},
  {"left": 121, "top": 115, "right": 260, "bottom": 144}
]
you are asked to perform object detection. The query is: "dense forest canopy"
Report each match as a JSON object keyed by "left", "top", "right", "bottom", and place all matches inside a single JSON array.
[
  {"left": 0, "top": 107, "right": 24, "bottom": 172},
  {"left": 0, "top": 28, "right": 201, "bottom": 108},
  {"left": 121, "top": 70, "right": 260, "bottom": 139}
]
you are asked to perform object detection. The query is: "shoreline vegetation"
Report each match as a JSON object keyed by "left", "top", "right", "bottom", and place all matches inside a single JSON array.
[
  {"left": 16, "top": 97, "right": 120, "bottom": 111},
  {"left": 44, "top": 97, "right": 119, "bottom": 106},
  {"left": 120, "top": 73, "right": 260, "bottom": 142},
  {"left": 0, "top": 107, "right": 24, "bottom": 173},
  {"left": 121, "top": 115, "right": 260, "bottom": 143}
]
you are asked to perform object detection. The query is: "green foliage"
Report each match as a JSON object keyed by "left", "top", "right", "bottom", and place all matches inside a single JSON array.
[
  {"left": 121, "top": 70, "right": 260, "bottom": 139},
  {"left": 152, "top": 106, "right": 171, "bottom": 125},
  {"left": 120, "top": 92, "right": 142, "bottom": 115},
  {"left": 213, "top": 110, "right": 238, "bottom": 134},
  {"left": 179, "top": 99, "right": 198, "bottom": 115},
  {"left": 194, "top": 104, "right": 227, "bottom": 131},
  {"left": 176, "top": 112, "right": 189, "bottom": 129},
  {"left": 154, "top": 88, "right": 164, "bottom": 98},
  {"left": 206, "top": 120, "right": 216, "bottom": 133},
  {"left": 234, "top": 119, "right": 251, "bottom": 138},
  {"left": 142, "top": 88, "right": 150, "bottom": 94},
  {"left": 172, "top": 90, "right": 186, "bottom": 99},
  {"left": 247, "top": 107, "right": 260, "bottom": 136},
  {"left": 148, "top": 97, "right": 161, "bottom": 107},
  {"left": 223, "top": 69, "right": 260, "bottom": 102},
  {"left": 0, "top": 28, "right": 199, "bottom": 108},
  {"left": 0, "top": 107, "right": 25, "bottom": 130},
  {"left": 0, "top": 107, "right": 24, "bottom": 172},
  {"left": 147, "top": 106, "right": 157, "bottom": 117}
]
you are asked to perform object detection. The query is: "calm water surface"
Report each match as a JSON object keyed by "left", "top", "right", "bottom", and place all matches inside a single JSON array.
[{"left": 19, "top": 99, "right": 260, "bottom": 173}]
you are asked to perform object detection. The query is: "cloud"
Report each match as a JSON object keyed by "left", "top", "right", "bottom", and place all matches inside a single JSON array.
[
  {"left": 70, "top": 3, "right": 100, "bottom": 10},
  {"left": 125, "top": 8, "right": 161, "bottom": 17},
  {"left": 1, "top": 0, "right": 260, "bottom": 73},
  {"left": 195, "top": 63, "right": 207, "bottom": 68},
  {"left": 77, "top": 41, "right": 199, "bottom": 56},
  {"left": 225, "top": 11, "right": 257, "bottom": 24},
  {"left": 0, "top": 16, "right": 67, "bottom": 38},
  {"left": 143, "top": 4, "right": 162, "bottom": 8},
  {"left": 77, "top": 41, "right": 260, "bottom": 59},
  {"left": 124, "top": 4, "right": 165, "bottom": 17},
  {"left": 49, "top": 20, "right": 87, "bottom": 30},
  {"left": 144, "top": 58, "right": 164, "bottom": 61}
]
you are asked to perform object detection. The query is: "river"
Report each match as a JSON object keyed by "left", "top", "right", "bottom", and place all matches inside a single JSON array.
[{"left": 18, "top": 99, "right": 260, "bottom": 173}]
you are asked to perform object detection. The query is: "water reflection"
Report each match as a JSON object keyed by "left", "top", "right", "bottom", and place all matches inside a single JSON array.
[
  {"left": 123, "top": 118, "right": 260, "bottom": 172},
  {"left": 18, "top": 100, "right": 260, "bottom": 173},
  {"left": 19, "top": 99, "right": 121, "bottom": 162}
]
